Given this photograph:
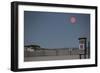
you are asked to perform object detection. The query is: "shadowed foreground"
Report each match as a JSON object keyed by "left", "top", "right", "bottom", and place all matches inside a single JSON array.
[{"left": 24, "top": 55, "right": 89, "bottom": 62}]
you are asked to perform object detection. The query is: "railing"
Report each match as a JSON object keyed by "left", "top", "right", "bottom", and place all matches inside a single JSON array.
[{"left": 24, "top": 49, "right": 89, "bottom": 59}]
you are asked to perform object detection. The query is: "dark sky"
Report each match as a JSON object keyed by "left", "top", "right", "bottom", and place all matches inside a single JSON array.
[{"left": 24, "top": 11, "right": 90, "bottom": 48}]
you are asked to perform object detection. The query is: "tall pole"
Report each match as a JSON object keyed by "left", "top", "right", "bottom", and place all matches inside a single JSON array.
[{"left": 84, "top": 38, "right": 87, "bottom": 59}]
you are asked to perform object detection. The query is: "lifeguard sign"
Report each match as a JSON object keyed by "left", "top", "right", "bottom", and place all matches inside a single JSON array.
[{"left": 79, "top": 38, "right": 87, "bottom": 50}]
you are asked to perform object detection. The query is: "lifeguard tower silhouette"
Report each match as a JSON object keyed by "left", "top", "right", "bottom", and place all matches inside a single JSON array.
[{"left": 79, "top": 37, "right": 87, "bottom": 59}]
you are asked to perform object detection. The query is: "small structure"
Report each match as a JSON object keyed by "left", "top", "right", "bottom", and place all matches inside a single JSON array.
[
  {"left": 78, "top": 37, "right": 87, "bottom": 59},
  {"left": 24, "top": 44, "right": 40, "bottom": 52}
]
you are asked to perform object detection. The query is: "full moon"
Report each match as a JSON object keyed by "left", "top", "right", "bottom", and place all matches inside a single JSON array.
[{"left": 70, "top": 16, "right": 77, "bottom": 24}]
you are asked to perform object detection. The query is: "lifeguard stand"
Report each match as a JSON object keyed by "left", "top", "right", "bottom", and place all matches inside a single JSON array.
[{"left": 79, "top": 38, "right": 87, "bottom": 59}]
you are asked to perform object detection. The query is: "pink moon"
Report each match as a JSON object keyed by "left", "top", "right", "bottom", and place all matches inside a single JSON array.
[{"left": 70, "top": 16, "right": 77, "bottom": 24}]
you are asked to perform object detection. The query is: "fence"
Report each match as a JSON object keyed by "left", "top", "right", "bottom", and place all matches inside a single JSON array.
[{"left": 24, "top": 49, "right": 88, "bottom": 59}]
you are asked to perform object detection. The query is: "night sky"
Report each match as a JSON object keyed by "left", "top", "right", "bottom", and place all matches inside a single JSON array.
[{"left": 24, "top": 11, "right": 90, "bottom": 48}]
